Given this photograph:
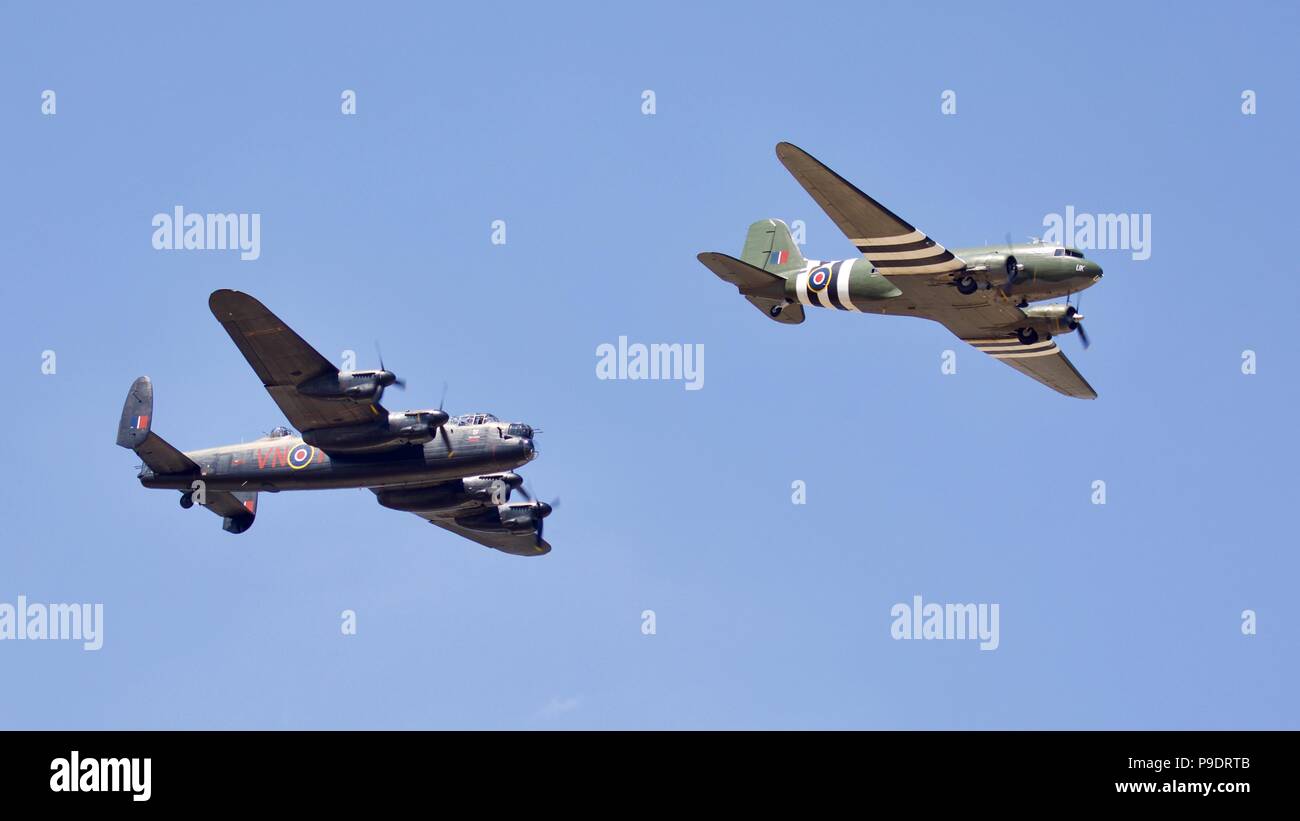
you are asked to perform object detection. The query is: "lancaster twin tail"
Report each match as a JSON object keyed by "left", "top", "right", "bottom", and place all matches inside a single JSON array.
[
  {"left": 699, "top": 142, "right": 1105, "bottom": 398},
  {"left": 116, "top": 290, "right": 556, "bottom": 556}
]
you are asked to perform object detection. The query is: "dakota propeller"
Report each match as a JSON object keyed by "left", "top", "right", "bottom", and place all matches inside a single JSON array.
[
  {"left": 1064, "top": 296, "right": 1091, "bottom": 349},
  {"left": 1003, "top": 232, "right": 1019, "bottom": 290}
]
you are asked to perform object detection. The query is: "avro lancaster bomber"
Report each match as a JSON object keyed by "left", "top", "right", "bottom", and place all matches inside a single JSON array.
[{"left": 116, "top": 290, "right": 555, "bottom": 556}]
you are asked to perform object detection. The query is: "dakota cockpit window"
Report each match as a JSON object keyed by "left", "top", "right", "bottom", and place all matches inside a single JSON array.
[{"left": 1054, "top": 248, "right": 1085, "bottom": 258}]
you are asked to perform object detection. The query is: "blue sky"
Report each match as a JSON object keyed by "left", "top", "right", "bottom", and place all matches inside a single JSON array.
[{"left": 1, "top": 0, "right": 1296, "bottom": 728}]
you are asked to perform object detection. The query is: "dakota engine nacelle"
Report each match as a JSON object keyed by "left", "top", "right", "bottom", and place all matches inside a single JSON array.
[
  {"left": 1021, "top": 304, "right": 1083, "bottom": 337},
  {"left": 375, "top": 473, "right": 523, "bottom": 513},
  {"left": 989, "top": 253, "right": 1032, "bottom": 279},
  {"left": 302, "top": 409, "right": 450, "bottom": 453},
  {"left": 954, "top": 251, "right": 1041, "bottom": 295}
]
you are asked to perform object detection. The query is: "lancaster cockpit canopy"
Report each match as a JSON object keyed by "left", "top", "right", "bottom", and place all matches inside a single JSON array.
[{"left": 451, "top": 413, "right": 499, "bottom": 426}]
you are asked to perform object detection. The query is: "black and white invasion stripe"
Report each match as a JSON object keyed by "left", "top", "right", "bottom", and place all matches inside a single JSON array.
[
  {"left": 793, "top": 259, "right": 862, "bottom": 312},
  {"left": 851, "top": 230, "right": 964, "bottom": 275},
  {"left": 965, "top": 338, "right": 1060, "bottom": 359}
]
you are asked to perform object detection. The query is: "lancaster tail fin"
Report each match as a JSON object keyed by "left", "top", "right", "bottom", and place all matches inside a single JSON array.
[
  {"left": 203, "top": 489, "right": 258, "bottom": 534},
  {"left": 116, "top": 377, "right": 199, "bottom": 476}
]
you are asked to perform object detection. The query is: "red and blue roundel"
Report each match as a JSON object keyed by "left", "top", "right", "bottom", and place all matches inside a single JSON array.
[
  {"left": 808, "top": 266, "right": 831, "bottom": 291},
  {"left": 288, "top": 443, "right": 316, "bottom": 470}
]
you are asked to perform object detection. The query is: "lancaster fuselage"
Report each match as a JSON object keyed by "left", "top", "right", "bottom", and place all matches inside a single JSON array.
[{"left": 139, "top": 423, "right": 535, "bottom": 493}]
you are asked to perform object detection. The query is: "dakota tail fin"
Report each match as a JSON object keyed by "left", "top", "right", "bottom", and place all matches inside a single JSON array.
[
  {"left": 116, "top": 377, "right": 199, "bottom": 475},
  {"left": 740, "top": 219, "right": 807, "bottom": 276}
]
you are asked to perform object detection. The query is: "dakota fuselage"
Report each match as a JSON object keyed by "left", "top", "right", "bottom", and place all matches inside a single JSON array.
[
  {"left": 949, "top": 242, "right": 1103, "bottom": 302},
  {"left": 786, "top": 242, "right": 1103, "bottom": 316}
]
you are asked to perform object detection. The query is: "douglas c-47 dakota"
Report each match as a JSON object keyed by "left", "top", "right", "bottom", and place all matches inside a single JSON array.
[
  {"left": 698, "top": 142, "right": 1105, "bottom": 398},
  {"left": 115, "top": 289, "right": 556, "bottom": 556}
]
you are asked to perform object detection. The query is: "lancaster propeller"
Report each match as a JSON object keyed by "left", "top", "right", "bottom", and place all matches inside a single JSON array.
[
  {"left": 436, "top": 382, "right": 452, "bottom": 454},
  {"left": 375, "top": 342, "right": 406, "bottom": 391},
  {"left": 515, "top": 484, "right": 558, "bottom": 547}
]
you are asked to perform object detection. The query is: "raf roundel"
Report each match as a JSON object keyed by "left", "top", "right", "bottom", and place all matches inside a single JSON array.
[
  {"left": 808, "top": 266, "right": 831, "bottom": 291},
  {"left": 287, "top": 443, "right": 316, "bottom": 470}
]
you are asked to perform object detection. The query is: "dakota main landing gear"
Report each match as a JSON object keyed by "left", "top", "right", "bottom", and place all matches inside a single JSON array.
[
  {"left": 179, "top": 491, "right": 194, "bottom": 509},
  {"left": 1016, "top": 327, "right": 1040, "bottom": 346},
  {"left": 955, "top": 275, "right": 978, "bottom": 296}
]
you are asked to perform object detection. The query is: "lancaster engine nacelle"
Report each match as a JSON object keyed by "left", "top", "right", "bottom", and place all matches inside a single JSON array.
[
  {"left": 296, "top": 369, "right": 400, "bottom": 402},
  {"left": 456, "top": 504, "right": 535, "bottom": 533},
  {"left": 374, "top": 473, "right": 523, "bottom": 513},
  {"left": 381, "top": 411, "right": 437, "bottom": 445},
  {"left": 302, "top": 409, "right": 450, "bottom": 453},
  {"left": 298, "top": 374, "right": 373, "bottom": 401}
]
